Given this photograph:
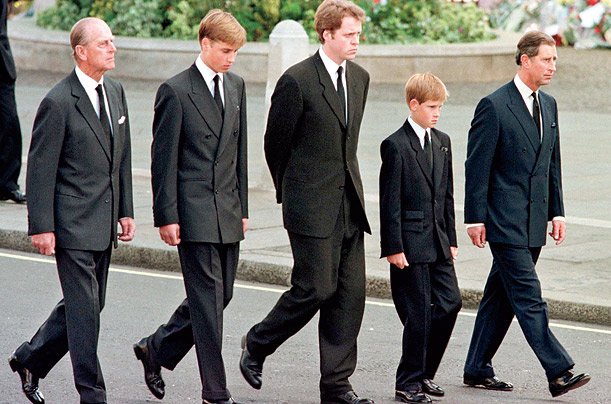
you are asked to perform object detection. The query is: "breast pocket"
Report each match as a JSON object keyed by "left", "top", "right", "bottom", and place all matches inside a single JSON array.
[{"left": 402, "top": 210, "right": 424, "bottom": 232}]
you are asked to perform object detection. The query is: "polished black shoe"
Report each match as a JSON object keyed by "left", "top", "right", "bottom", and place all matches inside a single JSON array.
[
  {"left": 548, "top": 370, "right": 590, "bottom": 397},
  {"left": 203, "top": 397, "right": 243, "bottom": 404},
  {"left": 0, "top": 189, "right": 26, "bottom": 204},
  {"left": 8, "top": 353, "right": 45, "bottom": 404},
  {"left": 321, "top": 390, "right": 375, "bottom": 404},
  {"left": 421, "top": 379, "right": 444, "bottom": 397},
  {"left": 395, "top": 389, "right": 431, "bottom": 403},
  {"left": 239, "top": 335, "right": 263, "bottom": 390},
  {"left": 463, "top": 372, "right": 513, "bottom": 391},
  {"left": 133, "top": 338, "right": 165, "bottom": 399}
]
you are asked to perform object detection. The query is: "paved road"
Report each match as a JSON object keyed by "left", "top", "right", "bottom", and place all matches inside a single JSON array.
[{"left": 1, "top": 249, "right": 609, "bottom": 404}]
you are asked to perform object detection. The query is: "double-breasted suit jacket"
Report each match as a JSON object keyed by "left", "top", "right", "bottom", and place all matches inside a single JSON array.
[
  {"left": 27, "top": 70, "right": 134, "bottom": 249},
  {"left": 151, "top": 64, "right": 248, "bottom": 243},
  {"left": 380, "top": 120, "right": 456, "bottom": 263},
  {"left": 264, "top": 51, "right": 371, "bottom": 237},
  {"left": 465, "top": 80, "right": 563, "bottom": 247}
]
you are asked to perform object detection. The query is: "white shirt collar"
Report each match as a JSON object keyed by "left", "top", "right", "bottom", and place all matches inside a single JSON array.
[
  {"left": 75, "top": 66, "right": 104, "bottom": 92},
  {"left": 319, "top": 46, "right": 346, "bottom": 88},
  {"left": 514, "top": 74, "right": 538, "bottom": 103},
  {"left": 408, "top": 116, "right": 429, "bottom": 149},
  {"left": 74, "top": 66, "right": 111, "bottom": 130},
  {"left": 196, "top": 54, "right": 223, "bottom": 95}
]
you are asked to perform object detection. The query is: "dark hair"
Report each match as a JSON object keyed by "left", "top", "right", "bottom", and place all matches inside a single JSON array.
[{"left": 515, "top": 31, "right": 556, "bottom": 65}]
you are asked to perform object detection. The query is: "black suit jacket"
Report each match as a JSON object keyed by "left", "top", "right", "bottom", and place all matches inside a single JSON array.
[
  {"left": 0, "top": 0, "right": 16, "bottom": 82},
  {"left": 379, "top": 120, "right": 456, "bottom": 263},
  {"left": 465, "top": 81, "right": 564, "bottom": 247},
  {"left": 264, "top": 52, "right": 370, "bottom": 238},
  {"left": 27, "top": 70, "right": 134, "bottom": 250},
  {"left": 151, "top": 64, "right": 248, "bottom": 244}
]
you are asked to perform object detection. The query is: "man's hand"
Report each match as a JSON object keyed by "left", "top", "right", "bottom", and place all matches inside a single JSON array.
[
  {"left": 467, "top": 225, "right": 486, "bottom": 248},
  {"left": 159, "top": 223, "right": 181, "bottom": 246},
  {"left": 31, "top": 232, "right": 55, "bottom": 255},
  {"left": 550, "top": 219, "right": 566, "bottom": 245},
  {"left": 118, "top": 217, "right": 136, "bottom": 242},
  {"left": 242, "top": 218, "right": 248, "bottom": 234},
  {"left": 450, "top": 246, "right": 458, "bottom": 260},
  {"left": 387, "top": 252, "right": 409, "bottom": 269}
]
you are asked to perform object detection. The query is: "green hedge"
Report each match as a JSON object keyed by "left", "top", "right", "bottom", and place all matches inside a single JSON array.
[{"left": 37, "top": 0, "right": 495, "bottom": 44}]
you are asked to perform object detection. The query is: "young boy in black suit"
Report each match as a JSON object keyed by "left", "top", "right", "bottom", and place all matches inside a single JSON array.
[{"left": 379, "top": 74, "right": 462, "bottom": 403}]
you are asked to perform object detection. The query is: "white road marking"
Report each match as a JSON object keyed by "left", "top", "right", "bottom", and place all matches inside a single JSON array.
[{"left": 2, "top": 251, "right": 610, "bottom": 335}]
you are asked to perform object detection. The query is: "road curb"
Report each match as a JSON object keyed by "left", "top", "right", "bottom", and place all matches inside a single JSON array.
[{"left": 2, "top": 229, "right": 609, "bottom": 327}]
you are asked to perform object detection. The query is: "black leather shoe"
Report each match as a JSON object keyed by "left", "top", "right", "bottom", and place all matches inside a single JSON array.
[
  {"left": 463, "top": 372, "right": 513, "bottom": 391},
  {"left": 8, "top": 353, "right": 45, "bottom": 404},
  {"left": 239, "top": 335, "right": 263, "bottom": 390},
  {"left": 203, "top": 398, "right": 242, "bottom": 404},
  {"left": 548, "top": 370, "right": 590, "bottom": 397},
  {"left": 421, "top": 379, "right": 444, "bottom": 397},
  {"left": 0, "top": 189, "right": 26, "bottom": 204},
  {"left": 133, "top": 338, "right": 165, "bottom": 399},
  {"left": 321, "top": 390, "right": 375, "bottom": 404},
  {"left": 395, "top": 389, "right": 431, "bottom": 403}
]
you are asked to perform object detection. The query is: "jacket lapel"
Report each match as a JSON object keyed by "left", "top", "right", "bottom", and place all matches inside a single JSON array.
[
  {"left": 431, "top": 129, "right": 445, "bottom": 191},
  {"left": 70, "top": 71, "right": 111, "bottom": 162},
  {"left": 506, "top": 81, "right": 540, "bottom": 152},
  {"left": 314, "top": 52, "right": 346, "bottom": 129},
  {"left": 403, "top": 121, "right": 433, "bottom": 187},
  {"left": 216, "top": 74, "right": 239, "bottom": 159},
  {"left": 187, "top": 64, "right": 223, "bottom": 137}
]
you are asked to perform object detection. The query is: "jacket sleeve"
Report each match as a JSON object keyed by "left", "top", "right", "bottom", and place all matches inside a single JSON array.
[
  {"left": 237, "top": 77, "right": 248, "bottom": 218},
  {"left": 548, "top": 99, "right": 564, "bottom": 219},
  {"left": 444, "top": 137, "right": 457, "bottom": 247},
  {"left": 379, "top": 138, "right": 404, "bottom": 258},
  {"left": 118, "top": 83, "right": 134, "bottom": 219},
  {"left": 151, "top": 82, "right": 182, "bottom": 227},
  {"left": 26, "top": 97, "right": 65, "bottom": 235},
  {"left": 263, "top": 73, "right": 303, "bottom": 203},
  {"left": 464, "top": 97, "right": 499, "bottom": 224}
]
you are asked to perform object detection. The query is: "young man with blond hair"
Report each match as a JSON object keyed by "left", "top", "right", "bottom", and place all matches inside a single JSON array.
[
  {"left": 379, "top": 74, "right": 461, "bottom": 403},
  {"left": 133, "top": 10, "right": 248, "bottom": 404},
  {"left": 239, "top": 1, "right": 374, "bottom": 403}
]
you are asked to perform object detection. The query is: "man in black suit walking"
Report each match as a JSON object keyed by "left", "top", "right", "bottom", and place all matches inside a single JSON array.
[
  {"left": 239, "top": 1, "right": 373, "bottom": 403},
  {"left": 133, "top": 10, "right": 248, "bottom": 404},
  {"left": 463, "top": 31, "right": 589, "bottom": 398},
  {"left": 0, "top": 0, "right": 26, "bottom": 203},
  {"left": 8, "top": 17, "right": 134, "bottom": 404}
]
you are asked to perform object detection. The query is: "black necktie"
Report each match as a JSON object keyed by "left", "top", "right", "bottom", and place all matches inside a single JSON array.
[
  {"left": 95, "top": 84, "right": 112, "bottom": 143},
  {"left": 424, "top": 130, "right": 433, "bottom": 173},
  {"left": 337, "top": 66, "right": 346, "bottom": 124},
  {"left": 213, "top": 74, "right": 224, "bottom": 116},
  {"left": 532, "top": 91, "right": 541, "bottom": 141}
]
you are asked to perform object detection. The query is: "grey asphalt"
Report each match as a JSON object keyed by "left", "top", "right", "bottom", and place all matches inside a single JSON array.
[
  {"left": 1, "top": 250, "right": 609, "bottom": 404},
  {"left": 1, "top": 46, "right": 610, "bottom": 326}
]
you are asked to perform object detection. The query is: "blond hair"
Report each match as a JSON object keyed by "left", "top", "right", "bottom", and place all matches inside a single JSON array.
[
  {"left": 198, "top": 9, "right": 246, "bottom": 48},
  {"left": 314, "top": 0, "right": 365, "bottom": 44},
  {"left": 405, "top": 73, "right": 448, "bottom": 104}
]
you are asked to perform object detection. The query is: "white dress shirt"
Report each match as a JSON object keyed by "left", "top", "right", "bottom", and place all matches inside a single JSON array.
[
  {"left": 407, "top": 116, "right": 429, "bottom": 149},
  {"left": 513, "top": 74, "right": 541, "bottom": 139},
  {"left": 75, "top": 66, "right": 113, "bottom": 134},
  {"left": 319, "top": 46, "right": 347, "bottom": 122},
  {"left": 195, "top": 55, "right": 224, "bottom": 106}
]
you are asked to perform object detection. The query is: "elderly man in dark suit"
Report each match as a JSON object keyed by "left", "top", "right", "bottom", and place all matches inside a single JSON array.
[
  {"left": 8, "top": 17, "right": 134, "bottom": 404},
  {"left": 0, "top": 0, "right": 26, "bottom": 203},
  {"left": 239, "top": 1, "right": 373, "bottom": 403},
  {"left": 133, "top": 10, "right": 248, "bottom": 404},
  {"left": 463, "top": 30, "right": 589, "bottom": 398}
]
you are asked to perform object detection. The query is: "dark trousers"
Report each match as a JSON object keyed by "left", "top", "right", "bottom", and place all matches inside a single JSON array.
[
  {"left": 170, "top": 241, "right": 239, "bottom": 401},
  {"left": 15, "top": 247, "right": 111, "bottom": 404},
  {"left": 246, "top": 193, "right": 366, "bottom": 400},
  {"left": 0, "top": 80, "right": 22, "bottom": 194},
  {"left": 390, "top": 257, "right": 461, "bottom": 391},
  {"left": 464, "top": 243, "right": 573, "bottom": 380}
]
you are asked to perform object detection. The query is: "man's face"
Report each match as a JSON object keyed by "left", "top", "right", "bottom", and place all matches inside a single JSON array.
[
  {"left": 523, "top": 44, "right": 557, "bottom": 89},
  {"left": 322, "top": 16, "right": 362, "bottom": 65},
  {"left": 79, "top": 20, "right": 116, "bottom": 76},
  {"left": 410, "top": 99, "right": 443, "bottom": 129},
  {"left": 201, "top": 38, "right": 239, "bottom": 73}
]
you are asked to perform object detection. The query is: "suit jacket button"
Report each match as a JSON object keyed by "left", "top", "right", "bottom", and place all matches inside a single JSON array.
[
  {"left": 105, "top": 199, "right": 110, "bottom": 203},
  {"left": 215, "top": 189, "right": 219, "bottom": 194},
  {"left": 214, "top": 161, "right": 218, "bottom": 166},
  {"left": 338, "top": 185, "right": 344, "bottom": 190},
  {"left": 522, "top": 147, "right": 527, "bottom": 152},
  {"left": 531, "top": 199, "right": 534, "bottom": 203},
  {"left": 544, "top": 197, "right": 547, "bottom": 203}
]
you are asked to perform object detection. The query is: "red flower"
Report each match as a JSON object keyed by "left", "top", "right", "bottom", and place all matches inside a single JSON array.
[
  {"left": 373, "top": 0, "right": 380, "bottom": 3},
  {"left": 360, "top": 34, "right": 366, "bottom": 42},
  {"left": 595, "top": 26, "right": 602, "bottom": 33},
  {"left": 552, "top": 34, "right": 563, "bottom": 46},
  {"left": 586, "top": 0, "right": 599, "bottom": 6}
]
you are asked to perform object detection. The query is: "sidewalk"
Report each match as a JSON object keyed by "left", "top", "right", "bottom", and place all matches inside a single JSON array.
[{"left": 2, "top": 61, "right": 610, "bottom": 326}]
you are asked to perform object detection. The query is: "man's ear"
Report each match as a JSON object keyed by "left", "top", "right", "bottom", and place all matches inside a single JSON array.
[
  {"left": 201, "top": 37, "right": 209, "bottom": 51},
  {"left": 520, "top": 53, "right": 530, "bottom": 68},
  {"left": 409, "top": 98, "right": 419, "bottom": 112},
  {"left": 74, "top": 45, "right": 86, "bottom": 61}
]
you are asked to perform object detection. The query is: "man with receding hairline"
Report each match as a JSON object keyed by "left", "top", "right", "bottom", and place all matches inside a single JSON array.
[
  {"left": 463, "top": 30, "right": 589, "bottom": 398},
  {"left": 8, "top": 17, "right": 134, "bottom": 404}
]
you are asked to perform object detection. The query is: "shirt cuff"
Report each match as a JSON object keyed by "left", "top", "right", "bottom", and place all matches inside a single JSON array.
[
  {"left": 465, "top": 223, "right": 485, "bottom": 229},
  {"left": 552, "top": 216, "right": 565, "bottom": 222}
]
